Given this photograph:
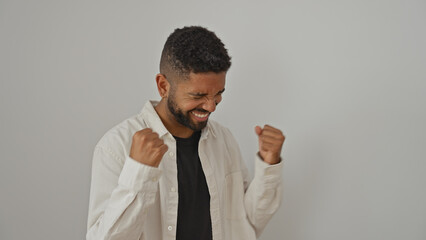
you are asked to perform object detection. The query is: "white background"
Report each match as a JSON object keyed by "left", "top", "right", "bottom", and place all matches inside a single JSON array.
[{"left": 1, "top": 0, "right": 425, "bottom": 239}]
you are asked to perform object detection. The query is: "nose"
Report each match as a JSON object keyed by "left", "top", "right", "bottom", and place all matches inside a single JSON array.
[{"left": 202, "top": 98, "right": 217, "bottom": 113}]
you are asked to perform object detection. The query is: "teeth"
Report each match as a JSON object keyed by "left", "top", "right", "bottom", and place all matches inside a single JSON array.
[{"left": 191, "top": 111, "right": 209, "bottom": 118}]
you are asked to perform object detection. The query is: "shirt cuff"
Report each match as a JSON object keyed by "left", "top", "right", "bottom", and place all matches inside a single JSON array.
[
  {"left": 118, "top": 155, "right": 162, "bottom": 193},
  {"left": 254, "top": 154, "right": 283, "bottom": 183}
]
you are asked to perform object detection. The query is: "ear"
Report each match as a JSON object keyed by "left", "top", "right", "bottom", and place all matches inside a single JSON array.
[{"left": 155, "top": 74, "right": 170, "bottom": 98}]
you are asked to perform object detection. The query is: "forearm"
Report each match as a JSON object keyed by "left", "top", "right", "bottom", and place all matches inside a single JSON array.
[
  {"left": 87, "top": 187, "right": 156, "bottom": 239},
  {"left": 87, "top": 148, "right": 161, "bottom": 240},
  {"left": 244, "top": 155, "right": 283, "bottom": 237}
]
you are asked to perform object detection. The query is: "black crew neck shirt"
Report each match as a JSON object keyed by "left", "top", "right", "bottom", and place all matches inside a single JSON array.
[{"left": 173, "top": 131, "right": 212, "bottom": 240}]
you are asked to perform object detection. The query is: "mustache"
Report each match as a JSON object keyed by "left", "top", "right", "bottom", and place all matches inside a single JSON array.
[{"left": 192, "top": 108, "right": 210, "bottom": 113}]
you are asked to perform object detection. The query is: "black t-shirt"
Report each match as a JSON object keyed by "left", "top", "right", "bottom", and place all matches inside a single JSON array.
[{"left": 174, "top": 131, "right": 212, "bottom": 240}]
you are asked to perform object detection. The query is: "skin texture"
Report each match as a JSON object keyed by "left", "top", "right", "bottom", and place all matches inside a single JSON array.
[
  {"left": 129, "top": 128, "right": 168, "bottom": 167},
  {"left": 255, "top": 125, "right": 285, "bottom": 164},
  {"left": 130, "top": 71, "right": 285, "bottom": 167},
  {"left": 155, "top": 71, "right": 226, "bottom": 138}
]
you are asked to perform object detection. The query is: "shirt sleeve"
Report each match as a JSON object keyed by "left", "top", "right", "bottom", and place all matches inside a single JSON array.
[
  {"left": 243, "top": 154, "right": 283, "bottom": 238},
  {"left": 222, "top": 126, "right": 283, "bottom": 238},
  {"left": 86, "top": 146, "right": 162, "bottom": 240}
]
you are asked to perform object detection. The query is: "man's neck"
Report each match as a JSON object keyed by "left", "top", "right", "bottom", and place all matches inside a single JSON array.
[{"left": 154, "top": 100, "right": 194, "bottom": 138}]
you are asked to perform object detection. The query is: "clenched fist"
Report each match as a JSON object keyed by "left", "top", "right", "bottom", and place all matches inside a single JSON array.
[
  {"left": 255, "top": 125, "right": 285, "bottom": 165},
  {"left": 129, "top": 128, "right": 168, "bottom": 167}
]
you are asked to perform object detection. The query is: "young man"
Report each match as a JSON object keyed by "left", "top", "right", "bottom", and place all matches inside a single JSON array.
[{"left": 86, "top": 26, "right": 285, "bottom": 240}]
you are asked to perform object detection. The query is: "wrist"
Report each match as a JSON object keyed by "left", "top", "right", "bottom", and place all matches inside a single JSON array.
[{"left": 257, "top": 152, "right": 281, "bottom": 165}]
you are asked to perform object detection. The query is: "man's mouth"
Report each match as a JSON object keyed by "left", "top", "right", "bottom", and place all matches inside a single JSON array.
[{"left": 190, "top": 110, "right": 210, "bottom": 121}]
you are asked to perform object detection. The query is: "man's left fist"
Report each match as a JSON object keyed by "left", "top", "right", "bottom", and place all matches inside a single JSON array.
[{"left": 255, "top": 125, "right": 285, "bottom": 165}]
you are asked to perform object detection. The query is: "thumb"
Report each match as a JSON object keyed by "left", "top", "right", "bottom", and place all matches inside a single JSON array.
[{"left": 254, "top": 125, "right": 262, "bottom": 136}]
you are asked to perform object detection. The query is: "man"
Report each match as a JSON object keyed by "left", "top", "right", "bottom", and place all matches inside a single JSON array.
[{"left": 87, "top": 26, "right": 285, "bottom": 240}]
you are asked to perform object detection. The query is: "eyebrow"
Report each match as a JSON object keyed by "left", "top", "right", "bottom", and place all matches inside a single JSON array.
[{"left": 188, "top": 88, "right": 225, "bottom": 97}]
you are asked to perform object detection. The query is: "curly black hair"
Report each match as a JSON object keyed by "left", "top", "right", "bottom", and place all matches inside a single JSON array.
[{"left": 160, "top": 26, "right": 231, "bottom": 81}]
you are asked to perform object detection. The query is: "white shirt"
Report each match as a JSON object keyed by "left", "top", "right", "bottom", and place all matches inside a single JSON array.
[{"left": 86, "top": 101, "right": 283, "bottom": 240}]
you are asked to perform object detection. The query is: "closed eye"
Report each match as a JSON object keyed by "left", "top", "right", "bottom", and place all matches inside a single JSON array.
[{"left": 188, "top": 88, "right": 225, "bottom": 99}]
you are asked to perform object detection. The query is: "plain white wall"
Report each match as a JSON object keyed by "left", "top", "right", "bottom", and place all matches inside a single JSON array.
[{"left": 1, "top": 0, "right": 425, "bottom": 239}]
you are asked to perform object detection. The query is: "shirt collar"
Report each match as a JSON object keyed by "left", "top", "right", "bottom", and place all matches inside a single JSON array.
[{"left": 138, "top": 100, "right": 216, "bottom": 140}]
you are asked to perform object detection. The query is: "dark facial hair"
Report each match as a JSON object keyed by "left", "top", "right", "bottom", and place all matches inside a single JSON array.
[{"left": 167, "top": 90, "right": 209, "bottom": 131}]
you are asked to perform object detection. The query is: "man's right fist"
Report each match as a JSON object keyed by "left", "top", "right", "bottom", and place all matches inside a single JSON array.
[{"left": 129, "top": 128, "right": 168, "bottom": 167}]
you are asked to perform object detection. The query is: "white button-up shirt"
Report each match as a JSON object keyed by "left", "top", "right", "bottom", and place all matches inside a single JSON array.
[{"left": 86, "top": 101, "right": 283, "bottom": 240}]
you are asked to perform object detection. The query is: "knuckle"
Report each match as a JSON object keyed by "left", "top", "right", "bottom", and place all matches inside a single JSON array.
[
  {"left": 132, "top": 131, "right": 141, "bottom": 139},
  {"left": 264, "top": 124, "right": 274, "bottom": 130},
  {"left": 151, "top": 132, "right": 159, "bottom": 139},
  {"left": 146, "top": 140, "right": 155, "bottom": 147},
  {"left": 141, "top": 128, "right": 152, "bottom": 134},
  {"left": 140, "top": 134, "right": 148, "bottom": 142},
  {"left": 133, "top": 128, "right": 151, "bottom": 139}
]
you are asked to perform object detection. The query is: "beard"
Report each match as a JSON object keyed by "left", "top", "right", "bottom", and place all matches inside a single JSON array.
[{"left": 167, "top": 94, "right": 209, "bottom": 132}]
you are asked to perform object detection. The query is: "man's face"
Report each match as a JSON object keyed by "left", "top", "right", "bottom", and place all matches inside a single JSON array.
[{"left": 166, "top": 72, "right": 226, "bottom": 132}]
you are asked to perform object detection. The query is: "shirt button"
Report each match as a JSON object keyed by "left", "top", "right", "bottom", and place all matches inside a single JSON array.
[
  {"left": 168, "top": 226, "right": 173, "bottom": 231},
  {"left": 151, "top": 177, "right": 158, "bottom": 182},
  {"left": 171, "top": 187, "right": 176, "bottom": 192},
  {"left": 169, "top": 152, "right": 174, "bottom": 157}
]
